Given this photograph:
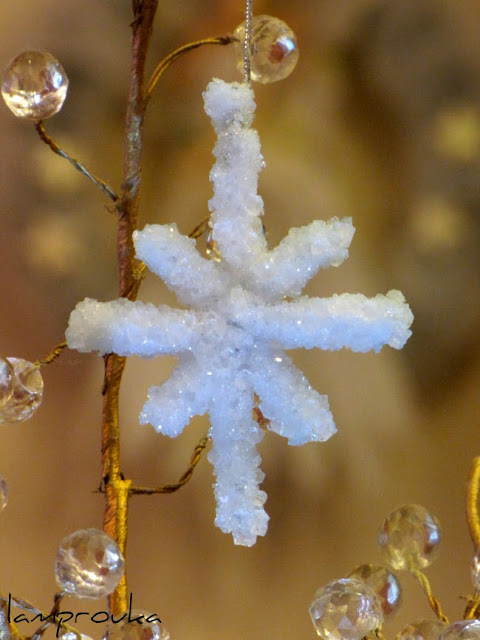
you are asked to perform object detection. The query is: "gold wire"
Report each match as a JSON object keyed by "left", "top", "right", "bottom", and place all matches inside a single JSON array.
[
  {"left": 466, "top": 456, "right": 480, "bottom": 550},
  {"left": 410, "top": 567, "right": 449, "bottom": 623},
  {"left": 146, "top": 36, "right": 234, "bottom": 100},
  {"left": 34, "top": 122, "right": 118, "bottom": 202},
  {"left": 188, "top": 215, "right": 211, "bottom": 239},
  {"left": 130, "top": 435, "right": 210, "bottom": 495},
  {"left": 35, "top": 341, "right": 67, "bottom": 367},
  {"left": 463, "top": 593, "right": 480, "bottom": 620}
]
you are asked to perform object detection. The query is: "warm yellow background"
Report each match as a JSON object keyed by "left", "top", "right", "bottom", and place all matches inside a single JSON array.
[{"left": 0, "top": 1, "right": 479, "bottom": 638}]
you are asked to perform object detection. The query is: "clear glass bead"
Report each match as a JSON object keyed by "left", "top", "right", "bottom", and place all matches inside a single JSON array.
[
  {"left": 0, "top": 358, "right": 44, "bottom": 424},
  {"left": 2, "top": 50, "right": 68, "bottom": 120},
  {"left": 472, "top": 549, "right": 480, "bottom": 591},
  {"left": 347, "top": 564, "right": 402, "bottom": 618},
  {"left": 103, "top": 610, "right": 170, "bottom": 640},
  {"left": 59, "top": 633, "right": 93, "bottom": 640},
  {"left": 0, "top": 475, "right": 8, "bottom": 513},
  {"left": 55, "top": 528, "right": 125, "bottom": 598},
  {"left": 440, "top": 621, "right": 480, "bottom": 640},
  {"left": 234, "top": 15, "right": 299, "bottom": 83},
  {"left": 309, "top": 578, "right": 383, "bottom": 640},
  {"left": 378, "top": 504, "right": 441, "bottom": 570},
  {"left": 397, "top": 619, "right": 448, "bottom": 640},
  {"left": 0, "top": 358, "right": 14, "bottom": 407}
]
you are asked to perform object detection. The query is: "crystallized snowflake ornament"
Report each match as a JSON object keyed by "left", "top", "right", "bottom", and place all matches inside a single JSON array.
[{"left": 66, "top": 79, "right": 413, "bottom": 546}]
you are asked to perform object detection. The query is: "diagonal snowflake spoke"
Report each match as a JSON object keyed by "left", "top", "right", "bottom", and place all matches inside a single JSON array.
[
  {"left": 140, "top": 354, "right": 213, "bottom": 436},
  {"left": 134, "top": 224, "right": 229, "bottom": 305},
  {"left": 248, "top": 218, "right": 355, "bottom": 300},
  {"left": 236, "top": 291, "right": 413, "bottom": 353},
  {"left": 249, "top": 348, "right": 336, "bottom": 446},
  {"left": 66, "top": 298, "right": 202, "bottom": 356}
]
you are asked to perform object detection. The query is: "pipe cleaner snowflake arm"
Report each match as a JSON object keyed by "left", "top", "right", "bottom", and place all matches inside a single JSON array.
[
  {"left": 231, "top": 290, "right": 413, "bottom": 353},
  {"left": 249, "top": 347, "right": 336, "bottom": 446},
  {"left": 66, "top": 298, "right": 203, "bottom": 356},
  {"left": 207, "top": 373, "right": 268, "bottom": 547},
  {"left": 133, "top": 224, "right": 229, "bottom": 306},
  {"left": 139, "top": 353, "right": 215, "bottom": 437}
]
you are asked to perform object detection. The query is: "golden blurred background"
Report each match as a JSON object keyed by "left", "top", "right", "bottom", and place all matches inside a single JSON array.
[{"left": 1, "top": 1, "right": 480, "bottom": 638}]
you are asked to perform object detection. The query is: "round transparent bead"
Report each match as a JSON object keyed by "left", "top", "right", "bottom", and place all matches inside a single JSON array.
[
  {"left": 378, "top": 504, "right": 441, "bottom": 570},
  {"left": 471, "top": 549, "right": 480, "bottom": 591},
  {"left": 234, "top": 15, "right": 299, "bottom": 83},
  {"left": 397, "top": 619, "right": 448, "bottom": 640},
  {"left": 309, "top": 578, "right": 383, "bottom": 640},
  {"left": 440, "top": 621, "right": 480, "bottom": 640},
  {"left": 59, "top": 633, "right": 93, "bottom": 640},
  {"left": 0, "top": 475, "right": 8, "bottom": 513},
  {"left": 0, "top": 358, "right": 44, "bottom": 424},
  {"left": 347, "top": 564, "right": 402, "bottom": 618},
  {"left": 2, "top": 50, "right": 68, "bottom": 120},
  {"left": 0, "top": 358, "right": 14, "bottom": 407},
  {"left": 104, "top": 610, "right": 170, "bottom": 640},
  {"left": 55, "top": 528, "right": 125, "bottom": 598}
]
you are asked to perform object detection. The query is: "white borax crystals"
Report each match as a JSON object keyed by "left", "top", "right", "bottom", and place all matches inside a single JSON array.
[{"left": 66, "top": 79, "right": 413, "bottom": 546}]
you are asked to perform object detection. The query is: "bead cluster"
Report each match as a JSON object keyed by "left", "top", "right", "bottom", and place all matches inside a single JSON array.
[{"left": 309, "top": 503, "right": 480, "bottom": 640}]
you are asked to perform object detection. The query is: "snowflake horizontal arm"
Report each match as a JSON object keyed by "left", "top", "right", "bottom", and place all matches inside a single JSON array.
[
  {"left": 66, "top": 297, "right": 203, "bottom": 356},
  {"left": 230, "top": 290, "right": 413, "bottom": 352}
]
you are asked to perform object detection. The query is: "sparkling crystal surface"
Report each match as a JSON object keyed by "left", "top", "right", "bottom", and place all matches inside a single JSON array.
[
  {"left": 471, "top": 549, "right": 480, "bottom": 590},
  {"left": 2, "top": 50, "right": 68, "bottom": 120},
  {"left": 104, "top": 610, "right": 170, "bottom": 640},
  {"left": 0, "top": 358, "right": 44, "bottom": 424},
  {"left": 309, "top": 578, "right": 383, "bottom": 640},
  {"left": 440, "top": 621, "right": 480, "bottom": 640},
  {"left": 0, "top": 358, "right": 14, "bottom": 407},
  {"left": 397, "top": 619, "right": 447, "bottom": 640},
  {"left": 234, "top": 15, "right": 299, "bottom": 83},
  {"left": 378, "top": 504, "right": 441, "bottom": 570},
  {"left": 55, "top": 528, "right": 125, "bottom": 598},
  {"left": 59, "top": 633, "right": 93, "bottom": 640},
  {"left": 0, "top": 475, "right": 7, "bottom": 513},
  {"left": 348, "top": 563, "right": 401, "bottom": 617}
]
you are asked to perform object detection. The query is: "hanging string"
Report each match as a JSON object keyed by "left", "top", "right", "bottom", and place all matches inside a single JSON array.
[{"left": 243, "top": 0, "right": 253, "bottom": 83}]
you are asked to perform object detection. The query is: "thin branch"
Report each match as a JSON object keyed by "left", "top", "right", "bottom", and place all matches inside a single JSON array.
[
  {"left": 466, "top": 456, "right": 480, "bottom": 550},
  {"left": 34, "top": 122, "right": 118, "bottom": 202},
  {"left": 102, "top": 0, "right": 158, "bottom": 620},
  {"left": 131, "top": 435, "right": 210, "bottom": 495},
  {"left": 30, "top": 592, "right": 63, "bottom": 640},
  {"left": 36, "top": 341, "right": 67, "bottom": 367},
  {"left": 410, "top": 567, "right": 448, "bottom": 623},
  {"left": 146, "top": 36, "right": 234, "bottom": 101}
]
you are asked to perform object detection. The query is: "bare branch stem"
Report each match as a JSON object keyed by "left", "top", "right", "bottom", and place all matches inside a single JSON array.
[{"left": 102, "top": 0, "right": 158, "bottom": 619}]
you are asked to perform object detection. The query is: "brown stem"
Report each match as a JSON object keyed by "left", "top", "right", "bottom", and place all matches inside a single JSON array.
[{"left": 102, "top": 0, "right": 158, "bottom": 619}]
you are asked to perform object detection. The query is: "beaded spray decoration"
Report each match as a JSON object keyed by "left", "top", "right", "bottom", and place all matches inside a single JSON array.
[{"left": 0, "top": 2, "right": 477, "bottom": 640}]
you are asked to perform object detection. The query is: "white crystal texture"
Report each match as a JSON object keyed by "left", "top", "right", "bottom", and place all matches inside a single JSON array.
[{"left": 66, "top": 79, "right": 413, "bottom": 545}]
